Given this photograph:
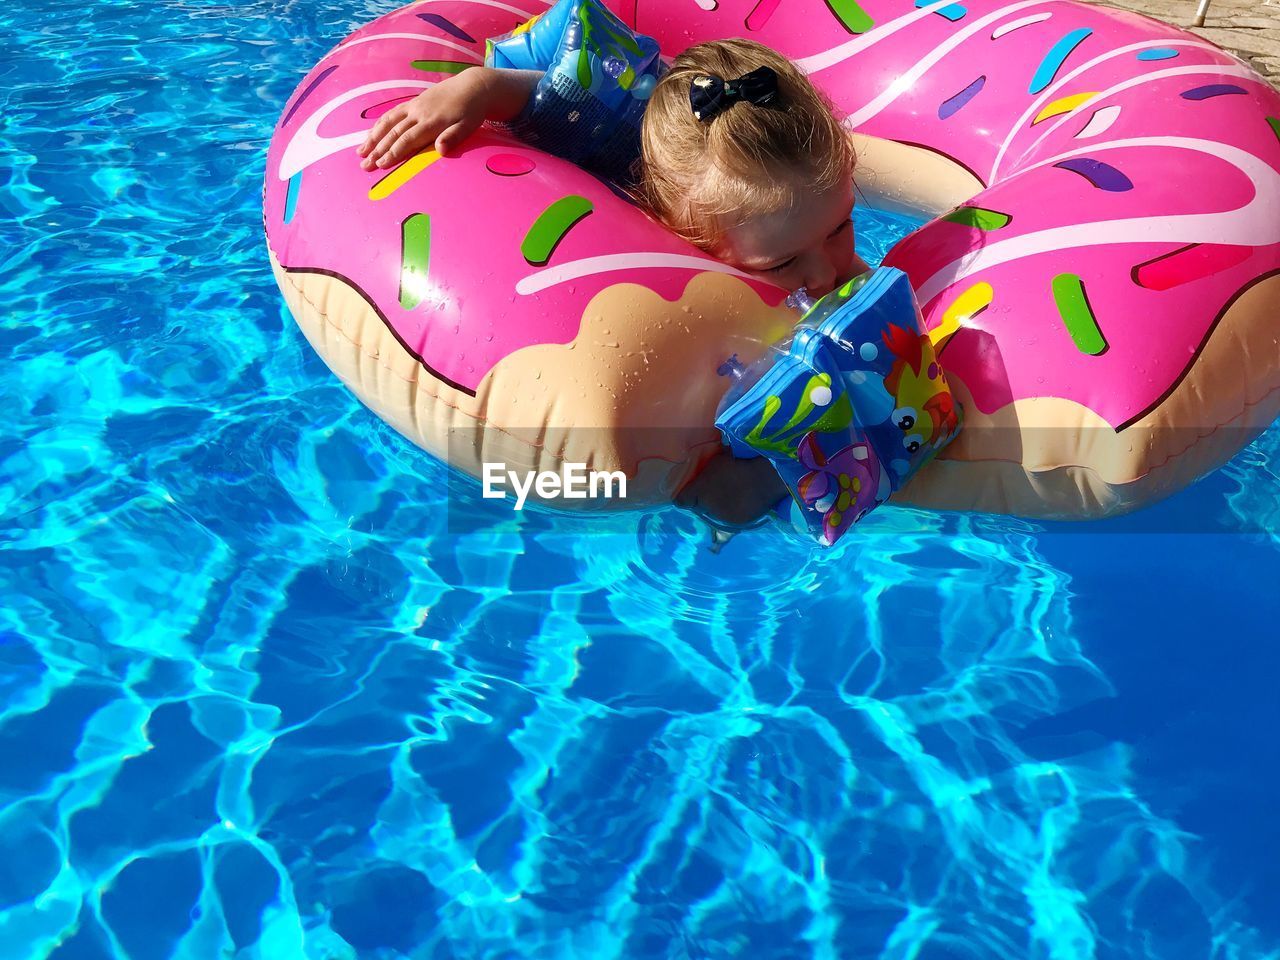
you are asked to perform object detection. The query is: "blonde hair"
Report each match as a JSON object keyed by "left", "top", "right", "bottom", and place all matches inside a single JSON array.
[{"left": 638, "top": 38, "right": 856, "bottom": 249}]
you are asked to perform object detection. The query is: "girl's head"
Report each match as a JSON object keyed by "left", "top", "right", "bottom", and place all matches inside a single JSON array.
[{"left": 639, "top": 39, "right": 865, "bottom": 297}]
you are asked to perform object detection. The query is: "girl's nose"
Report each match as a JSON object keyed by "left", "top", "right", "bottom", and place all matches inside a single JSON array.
[{"left": 806, "top": 262, "right": 838, "bottom": 298}]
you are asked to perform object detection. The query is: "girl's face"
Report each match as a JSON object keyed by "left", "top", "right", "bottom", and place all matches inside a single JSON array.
[{"left": 712, "top": 178, "right": 867, "bottom": 298}]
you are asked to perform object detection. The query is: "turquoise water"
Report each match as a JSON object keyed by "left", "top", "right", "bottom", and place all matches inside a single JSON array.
[{"left": 4, "top": 0, "right": 1280, "bottom": 958}]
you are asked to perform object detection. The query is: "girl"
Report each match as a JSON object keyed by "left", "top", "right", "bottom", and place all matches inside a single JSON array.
[{"left": 357, "top": 35, "right": 870, "bottom": 527}]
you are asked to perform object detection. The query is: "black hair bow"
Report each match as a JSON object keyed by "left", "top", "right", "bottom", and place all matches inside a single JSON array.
[{"left": 689, "top": 66, "right": 780, "bottom": 123}]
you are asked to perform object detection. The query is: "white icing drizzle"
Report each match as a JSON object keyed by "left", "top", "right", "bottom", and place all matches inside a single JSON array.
[
  {"left": 1073, "top": 104, "right": 1121, "bottom": 139},
  {"left": 1004, "top": 62, "right": 1263, "bottom": 179},
  {"left": 841, "top": 0, "right": 1058, "bottom": 130},
  {"left": 991, "top": 11, "right": 1051, "bottom": 39},
  {"left": 407, "top": 0, "right": 545, "bottom": 18},
  {"left": 914, "top": 136, "right": 1280, "bottom": 307},
  {"left": 515, "top": 253, "right": 754, "bottom": 296},
  {"left": 990, "top": 39, "right": 1224, "bottom": 180},
  {"left": 795, "top": 0, "right": 975, "bottom": 74},
  {"left": 323, "top": 34, "right": 483, "bottom": 65}
]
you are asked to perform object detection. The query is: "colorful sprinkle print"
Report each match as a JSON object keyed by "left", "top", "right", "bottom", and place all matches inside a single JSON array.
[
  {"left": 1034, "top": 91, "right": 1097, "bottom": 124},
  {"left": 416, "top": 12, "right": 476, "bottom": 44},
  {"left": 916, "top": 0, "right": 966, "bottom": 21},
  {"left": 991, "top": 11, "right": 1051, "bottom": 39},
  {"left": 282, "top": 65, "right": 338, "bottom": 127},
  {"left": 1132, "top": 243, "right": 1253, "bottom": 291},
  {"left": 941, "top": 206, "right": 1011, "bottom": 230},
  {"left": 486, "top": 154, "right": 537, "bottom": 177},
  {"left": 283, "top": 172, "right": 301, "bottom": 224},
  {"left": 522, "top": 196, "right": 594, "bottom": 266},
  {"left": 1051, "top": 273, "right": 1107, "bottom": 355},
  {"left": 510, "top": 14, "right": 539, "bottom": 36},
  {"left": 1137, "top": 47, "right": 1179, "bottom": 61},
  {"left": 1181, "top": 84, "right": 1248, "bottom": 101},
  {"left": 410, "top": 60, "right": 475, "bottom": 74},
  {"left": 369, "top": 150, "right": 443, "bottom": 201},
  {"left": 1054, "top": 157, "right": 1133, "bottom": 192},
  {"left": 932, "top": 281, "right": 993, "bottom": 347},
  {"left": 939, "top": 76, "right": 986, "bottom": 119},
  {"left": 824, "top": 0, "right": 874, "bottom": 35},
  {"left": 1029, "top": 28, "right": 1092, "bottom": 94},
  {"left": 745, "top": 0, "right": 782, "bottom": 31},
  {"left": 1075, "top": 104, "right": 1122, "bottom": 138},
  {"left": 399, "top": 213, "right": 431, "bottom": 311}
]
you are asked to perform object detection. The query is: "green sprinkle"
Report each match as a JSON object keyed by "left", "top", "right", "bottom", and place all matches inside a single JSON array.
[
  {"left": 942, "top": 206, "right": 1012, "bottom": 230},
  {"left": 1269, "top": 116, "right": 1280, "bottom": 142},
  {"left": 399, "top": 213, "right": 431, "bottom": 311},
  {"left": 410, "top": 60, "right": 474, "bottom": 74},
  {"left": 1051, "top": 273, "right": 1107, "bottom": 355},
  {"left": 522, "top": 196, "right": 594, "bottom": 266},
  {"left": 825, "top": 0, "right": 874, "bottom": 33}
]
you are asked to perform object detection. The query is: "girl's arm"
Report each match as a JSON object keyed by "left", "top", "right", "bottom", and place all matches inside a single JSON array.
[
  {"left": 675, "top": 451, "right": 789, "bottom": 529},
  {"left": 358, "top": 67, "right": 542, "bottom": 169}
]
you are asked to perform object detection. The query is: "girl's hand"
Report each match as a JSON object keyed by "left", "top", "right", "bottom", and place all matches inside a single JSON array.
[
  {"left": 358, "top": 68, "right": 491, "bottom": 170},
  {"left": 676, "top": 452, "right": 788, "bottom": 529},
  {"left": 357, "top": 68, "right": 541, "bottom": 171}
]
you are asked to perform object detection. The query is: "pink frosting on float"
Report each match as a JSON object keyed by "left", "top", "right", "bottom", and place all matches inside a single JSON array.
[{"left": 266, "top": 0, "right": 1280, "bottom": 429}]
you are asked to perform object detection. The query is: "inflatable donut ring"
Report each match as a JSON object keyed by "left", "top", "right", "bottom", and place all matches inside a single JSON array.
[{"left": 265, "top": 0, "right": 1280, "bottom": 518}]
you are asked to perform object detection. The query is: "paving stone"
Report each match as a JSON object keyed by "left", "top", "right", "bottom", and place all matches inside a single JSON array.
[
  {"left": 1090, "top": 0, "right": 1280, "bottom": 89},
  {"left": 1192, "top": 27, "right": 1280, "bottom": 59},
  {"left": 1221, "top": 17, "right": 1280, "bottom": 28}
]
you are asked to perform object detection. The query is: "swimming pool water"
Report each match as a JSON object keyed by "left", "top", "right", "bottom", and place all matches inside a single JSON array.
[{"left": 3, "top": 0, "right": 1279, "bottom": 957}]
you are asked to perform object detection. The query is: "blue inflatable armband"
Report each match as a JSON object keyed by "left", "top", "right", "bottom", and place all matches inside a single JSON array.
[
  {"left": 484, "top": 2, "right": 574, "bottom": 72},
  {"left": 485, "top": 0, "right": 664, "bottom": 184},
  {"left": 715, "top": 267, "right": 962, "bottom": 546}
]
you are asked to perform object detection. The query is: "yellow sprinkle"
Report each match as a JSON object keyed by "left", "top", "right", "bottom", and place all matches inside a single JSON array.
[
  {"left": 369, "top": 150, "right": 441, "bottom": 201},
  {"left": 1033, "top": 92, "right": 1098, "bottom": 124},
  {"left": 511, "top": 14, "right": 540, "bottom": 36},
  {"left": 931, "top": 281, "right": 993, "bottom": 348}
]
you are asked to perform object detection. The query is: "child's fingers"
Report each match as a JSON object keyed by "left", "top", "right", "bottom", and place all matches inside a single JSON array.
[
  {"left": 379, "top": 125, "right": 429, "bottom": 168},
  {"left": 368, "top": 118, "right": 417, "bottom": 168},
  {"left": 434, "top": 120, "right": 470, "bottom": 158},
  {"left": 358, "top": 107, "right": 408, "bottom": 157}
]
